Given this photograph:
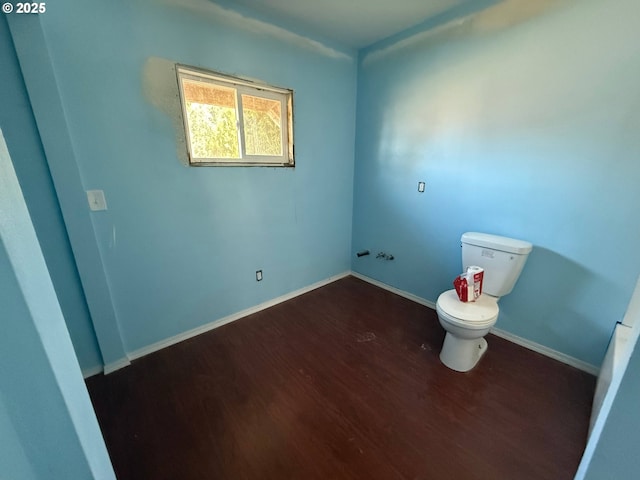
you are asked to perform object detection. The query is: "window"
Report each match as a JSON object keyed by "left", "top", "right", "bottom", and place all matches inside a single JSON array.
[{"left": 176, "top": 65, "right": 294, "bottom": 167}]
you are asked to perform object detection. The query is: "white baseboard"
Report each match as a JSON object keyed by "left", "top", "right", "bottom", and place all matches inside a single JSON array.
[
  {"left": 350, "top": 271, "right": 437, "bottom": 309},
  {"left": 103, "top": 357, "right": 131, "bottom": 375},
  {"left": 81, "top": 365, "right": 104, "bottom": 379},
  {"left": 351, "top": 271, "right": 599, "bottom": 376},
  {"left": 99, "top": 270, "right": 598, "bottom": 377},
  {"left": 125, "top": 271, "right": 351, "bottom": 364},
  {"left": 490, "top": 327, "right": 599, "bottom": 375}
]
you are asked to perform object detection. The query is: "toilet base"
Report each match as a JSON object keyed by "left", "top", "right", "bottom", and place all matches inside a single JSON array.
[{"left": 439, "top": 333, "right": 488, "bottom": 372}]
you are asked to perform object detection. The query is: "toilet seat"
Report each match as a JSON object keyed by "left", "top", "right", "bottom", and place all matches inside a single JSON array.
[{"left": 436, "top": 289, "right": 499, "bottom": 328}]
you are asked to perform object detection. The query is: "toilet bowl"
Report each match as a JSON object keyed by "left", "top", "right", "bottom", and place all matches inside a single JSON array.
[
  {"left": 436, "top": 289, "right": 499, "bottom": 372},
  {"left": 435, "top": 232, "right": 532, "bottom": 372}
]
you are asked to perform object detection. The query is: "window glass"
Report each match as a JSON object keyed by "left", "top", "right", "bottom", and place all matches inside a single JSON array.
[{"left": 177, "top": 66, "right": 294, "bottom": 167}]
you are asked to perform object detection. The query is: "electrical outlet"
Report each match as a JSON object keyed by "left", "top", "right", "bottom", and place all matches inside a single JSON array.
[
  {"left": 418, "top": 181, "right": 426, "bottom": 193},
  {"left": 256, "top": 270, "right": 263, "bottom": 282},
  {"left": 87, "top": 190, "right": 107, "bottom": 210}
]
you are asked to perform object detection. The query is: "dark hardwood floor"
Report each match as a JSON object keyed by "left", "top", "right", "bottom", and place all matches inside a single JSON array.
[{"left": 86, "top": 276, "right": 595, "bottom": 480}]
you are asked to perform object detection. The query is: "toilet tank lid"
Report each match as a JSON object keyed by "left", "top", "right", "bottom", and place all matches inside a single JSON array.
[{"left": 461, "top": 232, "right": 532, "bottom": 255}]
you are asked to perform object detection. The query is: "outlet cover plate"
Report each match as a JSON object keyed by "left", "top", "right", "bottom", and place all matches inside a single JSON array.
[{"left": 87, "top": 190, "right": 107, "bottom": 211}]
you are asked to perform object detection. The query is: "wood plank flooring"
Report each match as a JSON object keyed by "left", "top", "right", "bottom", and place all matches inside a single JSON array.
[{"left": 86, "top": 276, "right": 595, "bottom": 480}]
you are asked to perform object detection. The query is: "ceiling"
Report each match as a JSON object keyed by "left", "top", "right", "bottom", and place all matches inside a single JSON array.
[{"left": 225, "top": 0, "right": 476, "bottom": 48}]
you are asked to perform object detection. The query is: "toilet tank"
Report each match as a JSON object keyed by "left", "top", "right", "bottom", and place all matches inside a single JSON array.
[{"left": 461, "top": 232, "right": 533, "bottom": 297}]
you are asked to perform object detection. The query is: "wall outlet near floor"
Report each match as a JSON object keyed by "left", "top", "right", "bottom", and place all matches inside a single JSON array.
[
  {"left": 256, "top": 270, "right": 263, "bottom": 281},
  {"left": 418, "top": 181, "right": 426, "bottom": 193}
]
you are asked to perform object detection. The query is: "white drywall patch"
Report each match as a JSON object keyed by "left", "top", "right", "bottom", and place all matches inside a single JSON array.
[{"left": 142, "top": 57, "right": 189, "bottom": 166}]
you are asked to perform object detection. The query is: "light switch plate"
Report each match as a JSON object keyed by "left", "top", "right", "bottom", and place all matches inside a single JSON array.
[{"left": 87, "top": 190, "right": 107, "bottom": 211}]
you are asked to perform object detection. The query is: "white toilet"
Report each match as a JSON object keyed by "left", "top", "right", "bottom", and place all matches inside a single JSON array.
[{"left": 436, "top": 232, "right": 532, "bottom": 372}]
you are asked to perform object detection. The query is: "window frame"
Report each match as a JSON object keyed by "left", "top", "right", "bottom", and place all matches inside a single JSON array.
[{"left": 176, "top": 65, "right": 294, "bottom": 167}]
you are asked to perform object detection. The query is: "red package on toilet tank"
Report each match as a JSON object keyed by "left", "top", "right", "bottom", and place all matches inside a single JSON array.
[
  {"left": 453, "top": 274, "right": 469, "bottom": 302},
  {"left": 453, "top": 266, "right": 484, "bottom": 302}
]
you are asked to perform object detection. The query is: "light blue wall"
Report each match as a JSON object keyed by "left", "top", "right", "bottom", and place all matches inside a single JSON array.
[
  {"left": 0, "top": 243, "right": 95, "bottom": 479},
  {"left": 0, "top": 129, "right": 115, "bottom": 479},
  {"left": 20, "top": 0, "right": 357, "bottom": 354},
  {"left": 4, "top": 0, "right": 640, "bottom": 477},
  {"left": 0, "top": 16, "right": 102, "bottom": 373},
  {"left": 8, "top": 14, "right": 130, "bottom": 368},
  {"left": 0, "top": 397, "right": 36, "bottom": 480},
  {"left": 582, "top": 340, "right": 640, "bottom": 479},
  {"left": 352, "top": 0, "right": 640, "bottom": 367}
]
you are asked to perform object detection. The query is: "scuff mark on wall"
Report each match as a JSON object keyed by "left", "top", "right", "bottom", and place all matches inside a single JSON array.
[
  {"left": 362, "top": 0, "right": 567, "bottom": 66},
  {"left": 157, "top": 0, "right": 353, "bottom": 62},
  {"left": 142, "top": 57, "right": 189, "bottom": 166}
]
